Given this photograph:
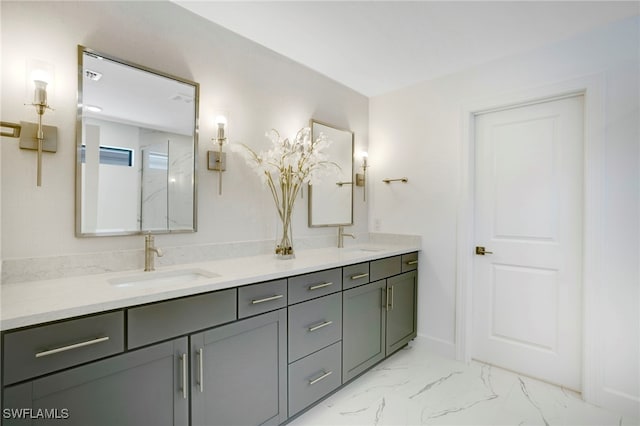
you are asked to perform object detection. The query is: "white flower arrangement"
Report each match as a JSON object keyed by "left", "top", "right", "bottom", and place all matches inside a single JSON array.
[{"left": 236, "top": 127, "right": 337, "bottom": 257}]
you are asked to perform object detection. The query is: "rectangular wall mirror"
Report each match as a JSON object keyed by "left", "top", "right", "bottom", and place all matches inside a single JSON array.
[
  {"left": 308, "top": 120, "right": 354, "bottom": 227},
  {"left": 76, "top": 46, "right": 199, "bottom": 236}
]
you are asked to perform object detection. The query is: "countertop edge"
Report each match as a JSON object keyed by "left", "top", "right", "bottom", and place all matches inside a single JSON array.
[{"left": 1, "top": 245, "right": 420, "bottom": 331}]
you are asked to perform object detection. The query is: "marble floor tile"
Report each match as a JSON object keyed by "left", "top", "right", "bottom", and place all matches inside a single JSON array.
[{"left": 288, "top": 337, "right": 637, "bottom": 426}]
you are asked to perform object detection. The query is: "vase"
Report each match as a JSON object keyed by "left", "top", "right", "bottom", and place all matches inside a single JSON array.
[{"left": 275, "top": 209, "right": 295, "bottom": 259}]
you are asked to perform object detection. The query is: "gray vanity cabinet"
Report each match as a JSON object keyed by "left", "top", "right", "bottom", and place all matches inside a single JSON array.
[
  {"left": 385, "top": 270, "right": 418, "bottom": 355},
  {"left": 190, "top": 308, "right": 287, "bottom": 426},
  {"left": 342, "top": 280, "right": 387, "bottom": 382},
  {"left": 3, "top": 338, "right": 188, "bottom": 426},
  {"left": 1, "top": 251, "right": 418, "bottom": 426},
  {"left": 342, "top": 257, "right": 418, "bottom": 384}
]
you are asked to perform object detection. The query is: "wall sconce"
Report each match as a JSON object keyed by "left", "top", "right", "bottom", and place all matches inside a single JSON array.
[
  {"left": 207, "top": 114, "right": 228, "bottom": 195},
  {"left": 355, "top": 151, "right": 368, "bottom": 201},
  {"left": 9, "top": 65, "right": 58, "bottom": 187}
]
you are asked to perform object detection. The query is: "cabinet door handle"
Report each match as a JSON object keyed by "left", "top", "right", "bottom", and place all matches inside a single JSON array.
[
  {"left": 406, "top": 260, "right": 418, "bottom": 265},
  {"left": 251, "top": 294, "right": 284, "bottom": 304},
  {"left": 309, "top": 282, "right": 333, "bottom": 291},
  {"left": 35, "top": 336, "right": 109, "bottom": 358},
  {"left": 197, "top": 348, "right": 204, "bottom": 393},
  {"left": 308, "top": 370, "right": 333, "bottom": 385},
  {"left": 308, "top": 320, "right": 333, "bottom": 332},
  {"left": 350, "top": 273, "right": 369, "bottom": 280},
  {"left": 390, "top": 286, "right": 394, "bottom": 310},
  {"left": 381, "top": 288, "right": 387, "bottom": 310},
  {"left": 385, "top": 288, "right": 390, "bottom": 312},
  {"left": 180, "top": 353, "right": 187, "bottom": 400}
]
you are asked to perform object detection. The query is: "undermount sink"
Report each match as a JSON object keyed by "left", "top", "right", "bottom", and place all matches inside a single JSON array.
[
  {"left": 345, "top": 247, "right": 385, "bottom": 253},
  {"left": 109, "top": 268, "right": 220, "bottom": 288}
]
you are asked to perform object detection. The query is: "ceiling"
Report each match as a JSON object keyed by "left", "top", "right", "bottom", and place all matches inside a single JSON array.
[
  {"left": 174, "top": 1, "right": 639, "bottom": 97},
  {"left": 82, "top": 51, "right": 196, "bottom": 135}
]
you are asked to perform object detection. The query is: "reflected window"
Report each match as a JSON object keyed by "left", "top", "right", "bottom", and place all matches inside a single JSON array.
[{"left": 81, "top": 145, "right": 133, "bottom": 167}]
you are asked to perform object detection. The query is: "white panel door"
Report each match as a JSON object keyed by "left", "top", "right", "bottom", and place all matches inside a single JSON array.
[{"left": 472, "top": 96, "right": 584, "bottom": 391}]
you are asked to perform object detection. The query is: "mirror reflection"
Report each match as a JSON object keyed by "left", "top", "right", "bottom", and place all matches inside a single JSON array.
[
  {"left": 308, "top": 120, "right": 354, "bottom": 227},
  {"left": 76, "top": 46, "right": 199, "bottom": 236}
]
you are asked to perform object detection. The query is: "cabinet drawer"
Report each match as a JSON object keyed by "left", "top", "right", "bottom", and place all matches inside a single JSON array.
[
  {"left": 370, "top": 256, "right": 402, "bottom": 281},
  {"left": 128, "top": 289, "right": 236, "bottom": 349},
  {"left": 342, "top": 262, "right": 370, "bottom": 290},
  {"left": 238, "top": 279, "right": 287, "bottom": 319},
  {"left": 401, "top": 252, "right": 419, "bottom": 272},
  {"left": 288, "top": 341, "right": 342, "bottom": 417},
  {"left": 3, "top": 311, "right": 124, "bottom": 385},
  {"left": 288, "top": 292, "right": 342, "bottom": 362},
  {"left": 288, "top": 268, "right": 342, "bottom": 304}
]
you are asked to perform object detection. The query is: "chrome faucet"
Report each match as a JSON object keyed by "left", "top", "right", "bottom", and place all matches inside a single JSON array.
[
  {"left": 337, "top": 225, "right": 355, "bottom": 248},
  {"left": 144, "top": 234, "right": 163, "bottom": 271}
]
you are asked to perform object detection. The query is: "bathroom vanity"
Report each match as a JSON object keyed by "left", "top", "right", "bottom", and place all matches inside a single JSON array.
[{"left": 0, "top": 247, "right": 418, "bottom": 426}]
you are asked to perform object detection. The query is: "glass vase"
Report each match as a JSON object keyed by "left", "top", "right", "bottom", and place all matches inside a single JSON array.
[{"left": 275, "top": 209, "right": 295, "bottom": 259}]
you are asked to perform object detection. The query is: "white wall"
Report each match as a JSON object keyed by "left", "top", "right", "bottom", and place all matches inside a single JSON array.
[
  {"left": 369, "top": 17, "right": 639, "bottom": 417},
  {"left": 0, "top": 1, "right": 368, "bottom": 260},
  {"left": 82, "top": 119, "right": 141, "bottom": 234}
]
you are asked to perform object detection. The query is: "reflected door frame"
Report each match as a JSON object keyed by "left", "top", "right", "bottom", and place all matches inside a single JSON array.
[{"left": 456, "top": 74, "right": 605, "bottom": 406}]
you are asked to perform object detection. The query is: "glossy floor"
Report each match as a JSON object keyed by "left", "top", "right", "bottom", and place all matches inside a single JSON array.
[{"left": 289, "top": 337, "right": 637, "bottom": 426}]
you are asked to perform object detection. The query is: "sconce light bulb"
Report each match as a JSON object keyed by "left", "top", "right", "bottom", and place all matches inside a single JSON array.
[
  {"left": 33, "top": 80, "right": 48, "bottom": 106},
  {"left": 215, "top": 115, "right": 227, "bottom": 142},
  {"left": 215, "top": 115, "right": 227, "bottom": 126},
  {"left": 31, "top": 69, "right": 51, "bottom": 85},
  {"left": 359, "top": 151, "right": 368, "bottom": 169}
]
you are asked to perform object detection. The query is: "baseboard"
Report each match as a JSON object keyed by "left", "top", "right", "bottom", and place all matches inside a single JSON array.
[
  {"left": 417, "top": 333, "right": 457, "bottom": 359},
  {"left": 599, "top": 387, "right": 640, "bottom": 420}
]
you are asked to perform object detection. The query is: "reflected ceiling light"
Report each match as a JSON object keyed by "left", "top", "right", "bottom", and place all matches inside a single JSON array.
[{"left": 84, "top": 69, "right": 102, "bottom": 81}]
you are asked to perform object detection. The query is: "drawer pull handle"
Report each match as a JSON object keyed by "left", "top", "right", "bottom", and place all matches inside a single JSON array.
[
  {"left": 251, "top": 294, "right": 284, "bottom": 304},
  {"left": 309, "top": 370, "right": 333, "bottom": 386},
  {"left": 308, "top": 320, "right": 333, "bottom": 332},
  {"left": 309, "top": 282, "right": 333, "bottom": 291},
  {"left": 180, "top": 353, "right": 187, "bottom": 399},
  {"left": 350, "top": 273, "right": 369, "bottom": 280},
  {"left": 406, "top": 260, "right": 418, "bottom": 265},
  {"left": 197, "top": 348, "right": 204, "bottom": 393},
  {"left": 35, "top": 336, "right": 110, "bottom": 358}
]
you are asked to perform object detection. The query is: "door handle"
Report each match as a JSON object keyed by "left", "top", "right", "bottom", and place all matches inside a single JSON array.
[
  {"left": 197, "top": 348, "right": 204, "bottom": 393},
  {"left": 475, "top": 246, "right": 493, "bottom": 255},
  {"left": 180, "top": 353, "right": 187, "bottom": 399}
]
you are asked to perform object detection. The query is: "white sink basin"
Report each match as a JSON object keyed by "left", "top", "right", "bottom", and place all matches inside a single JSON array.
[{"left": 109, "top": 268, "right": 219, "bottom": 288}]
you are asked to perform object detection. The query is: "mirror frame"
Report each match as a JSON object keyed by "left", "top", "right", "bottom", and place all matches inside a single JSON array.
[
  {"left": 75, "top": 45, "right": 200, "bottom": 237},
  {"left": 308, "top": 119, "right": 354, "bottom": 228}
]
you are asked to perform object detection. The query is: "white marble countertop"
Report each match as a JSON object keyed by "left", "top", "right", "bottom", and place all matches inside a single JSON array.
[{"left": 0, "top": 244, "right": 419, "bottom": 331}]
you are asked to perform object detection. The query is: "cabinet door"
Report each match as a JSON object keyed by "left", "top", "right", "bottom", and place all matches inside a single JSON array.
[
  {"left": 386, "top": 271, "right": 418, "bottom": 355},
  {"left": 3, "top": 338, "right": 188, "bottom": 426},
  {"left": 342, "top": 280, "right": 386, "bottom": 383},
  {"left": 191, "top": 309, "right": 287, "bottom": 426}
]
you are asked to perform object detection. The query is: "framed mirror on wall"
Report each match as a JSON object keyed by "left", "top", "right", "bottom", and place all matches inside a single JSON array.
[
  {"left": 76, "top": 46, "right": 199, "bottom": 237},
  {"left": 308, "top": 120, "right": 354, "bottom": 227}
]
